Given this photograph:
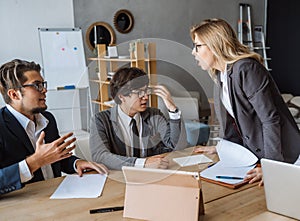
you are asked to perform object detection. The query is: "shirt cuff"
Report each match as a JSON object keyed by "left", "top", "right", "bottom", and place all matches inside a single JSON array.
[
  {"left": 134, "top": 158, "right": 146, "bottom": 168},
  {"left": 19, "top": 160, "right": 33, "bottom": 183},
  {"left": 168, "top": 110, "right": 181, "bottom": 120},
  {"left": 73, "top": 159, "right": 80, "bottom": 173}
]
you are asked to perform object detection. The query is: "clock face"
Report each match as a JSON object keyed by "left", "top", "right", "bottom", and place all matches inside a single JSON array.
[
  {"left": 113, "top": 9, "right": 134, "bottom": 34},
  {"left": 86, "top": 22, "right": 116, "bottom": 50}
]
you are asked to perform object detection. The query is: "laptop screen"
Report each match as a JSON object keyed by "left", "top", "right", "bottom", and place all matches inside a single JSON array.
[{"left": 261, "top": 158, "right": 300, "bottom": 220}]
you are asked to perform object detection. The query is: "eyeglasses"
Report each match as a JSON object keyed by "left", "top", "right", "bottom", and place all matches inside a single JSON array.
[
  {"left": 21, "top": 81, "right": 47, "bottom": 92},
  {"left": 131, "top": 87, "right": 152, "bottom": 98},
  {"left": 193, "top": 43, "right": 207, "bottom": 52}
]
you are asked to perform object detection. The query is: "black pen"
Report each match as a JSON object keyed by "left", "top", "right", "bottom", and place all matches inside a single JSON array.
[
  {"left": 90, "top": 206, "right": 124, "bottom": 214},
  {"left": 208, "top": 162, "right": 217, "bottom": 168},
  {"left": 216, "top": 176, "right": 243, "bottom": 180}
]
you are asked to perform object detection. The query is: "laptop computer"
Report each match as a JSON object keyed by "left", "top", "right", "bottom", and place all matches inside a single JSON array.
[
  {"left": 122, "top": 166, "right": 204, "bottom": 221},
  {"left": 261, "top": 158, "right": 300, "bottom": 220}
]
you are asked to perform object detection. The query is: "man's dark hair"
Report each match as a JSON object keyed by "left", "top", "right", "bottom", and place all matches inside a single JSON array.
[
  {"left": 110, "top": 67, "right": 149, "bottom": 104},
  {"left": 0, "top": 59, "right": 41, "bottom": 104}
]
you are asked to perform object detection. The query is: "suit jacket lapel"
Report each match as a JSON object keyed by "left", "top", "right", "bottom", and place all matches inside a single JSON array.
[
  {"left": 226, "top": 64, "right": 235, "bottom": 111},
  {"left": 110, "top": 106, "right": 127, "bottom": 155},
  {"left": 3, "top": 107, "right": 35, "bottom": 154}
]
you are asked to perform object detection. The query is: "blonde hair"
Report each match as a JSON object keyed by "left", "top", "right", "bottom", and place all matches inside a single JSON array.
[{"left": 190, "top": 18, "right": 264, "bottom": 81}]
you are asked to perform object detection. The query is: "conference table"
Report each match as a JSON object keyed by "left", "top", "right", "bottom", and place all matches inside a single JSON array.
[{"left": 0, "top": 148, "right": 295, "bottom": 221}]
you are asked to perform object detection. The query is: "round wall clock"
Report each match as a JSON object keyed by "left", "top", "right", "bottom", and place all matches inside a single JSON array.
[
  {"left": 86, "top": 22, "right": 116, "bottom": 50},
  {"left": 113, "top": 9, "right": 134, "bottom": 34}
]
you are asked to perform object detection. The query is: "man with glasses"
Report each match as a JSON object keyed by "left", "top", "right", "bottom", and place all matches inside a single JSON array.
[
  {"left": 0, "top": 59, "right": 108, "bottom": 195},
  {"left": 90, "top": 67, "right": 188, "bottom": 170}
]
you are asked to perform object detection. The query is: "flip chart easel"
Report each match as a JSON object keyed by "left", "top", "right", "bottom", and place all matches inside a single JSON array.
[{"left": 38, "top": 28, "right": 88, "bottom": 89}]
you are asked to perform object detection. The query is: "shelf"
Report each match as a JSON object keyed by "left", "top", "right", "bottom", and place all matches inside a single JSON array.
[
  {"left": 91, "top": 99, "right": 114, "bottom": 107},
  {"left": 89, "top": 79, "right": 110, "bottom": 84},
  {"left": 90, "top": 43, "right": 157, "bottom": 111},
  {"left": 89, "top": 57, "right": 156, "bottom": 62},
  {"left": 89, "top": 57, "right": 133, "bottom": 62}
]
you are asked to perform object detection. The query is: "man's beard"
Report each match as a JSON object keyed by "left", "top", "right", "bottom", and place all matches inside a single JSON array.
[{"left": 31, "top": 106, "right": 47, "bottom": 114}]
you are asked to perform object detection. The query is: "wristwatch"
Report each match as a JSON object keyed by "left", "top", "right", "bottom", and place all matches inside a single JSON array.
[{"left": 168, "top": 107, "right": 179, "bottom": 113}]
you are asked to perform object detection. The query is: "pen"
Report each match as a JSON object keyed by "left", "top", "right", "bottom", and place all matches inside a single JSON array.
[
  {"left": 216, "top": 176, "right": 244, "bottom": 180},
  {"left": 208, "top": 162, "right": 216, "bottom": 168},
  {"left": 90, "top": 206, "right": 124, "bottom": 214}
]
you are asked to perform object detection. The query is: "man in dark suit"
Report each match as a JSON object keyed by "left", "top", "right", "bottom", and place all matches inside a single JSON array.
[{"left": 0, "top": 59, "right": 108, "bottom": 195}]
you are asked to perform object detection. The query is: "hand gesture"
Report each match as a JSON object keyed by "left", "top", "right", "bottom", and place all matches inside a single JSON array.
[
  {"left": 26, "top": 132, "right": 76, "bottom": 173},
  {"left": 152, "top": 85, "right": 177, "bottom": 112}
]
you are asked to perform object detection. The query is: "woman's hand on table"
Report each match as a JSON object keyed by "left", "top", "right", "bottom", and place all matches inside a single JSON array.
[
  {"left": 244, "top": 167, "right": 264, "bottom": 187},
  {"left": 193, "top": 146, "right": 217, "bottom": 154}
]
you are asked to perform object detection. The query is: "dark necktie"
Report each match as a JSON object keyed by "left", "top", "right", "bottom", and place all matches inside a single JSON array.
[{"left": 131, "top": 118, "right": 140, "bottom": 157}]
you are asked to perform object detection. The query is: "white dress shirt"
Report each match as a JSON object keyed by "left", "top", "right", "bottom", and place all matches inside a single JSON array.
[
  {"left": 220, "top": 66, "right": 235, "bottom": 118},
  {"left": 117, "top": 105, "right": 146, "bottom": 167},
  {"left": 117, "top": 105, "right": 181, "bottom": 167},
  {"left": 6, "top": 104, "right": 54, "bottom": 183}
]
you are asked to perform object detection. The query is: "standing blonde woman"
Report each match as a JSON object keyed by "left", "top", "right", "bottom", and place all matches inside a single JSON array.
[{"left": 191, "top": 18, "right": 300, "bottom": 185}]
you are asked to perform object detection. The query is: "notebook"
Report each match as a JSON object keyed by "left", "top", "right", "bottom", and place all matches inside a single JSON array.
[
  {"left": 122, "top": 166, "right": 204, "bottom": 221},
  {"left": 261, "top": 158, "right": 300, "bottom": 220}
]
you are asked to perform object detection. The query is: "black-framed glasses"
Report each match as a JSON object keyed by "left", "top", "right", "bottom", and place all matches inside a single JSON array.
[
  {"left": 131, "top": 87, "right": 152, "bottom": 98},
  {"left": 193, "top": 43, "right": 207, "bottom": 52},
  {"left": 21, "top": 81, "right": 47, "bottom": 92}
]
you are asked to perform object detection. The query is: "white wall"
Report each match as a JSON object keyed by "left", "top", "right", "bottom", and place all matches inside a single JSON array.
[
  {"left": 0, "top": 0, "right": 74, "bottom": 66},
  {"left": 0, "top": 0, "right": 74, "bottom": 107}
]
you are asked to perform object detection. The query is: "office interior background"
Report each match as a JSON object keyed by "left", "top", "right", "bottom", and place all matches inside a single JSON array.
[{"left": 0, "top": 0, "right": 299, "bottom": 148}]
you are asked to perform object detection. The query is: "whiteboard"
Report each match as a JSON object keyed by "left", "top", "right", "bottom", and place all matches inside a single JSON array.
[{"left": 38, "top": 28, "right": 88, "bottom": 89}]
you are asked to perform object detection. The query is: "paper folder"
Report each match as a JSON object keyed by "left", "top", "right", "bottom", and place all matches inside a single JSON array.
[
  {"left": 199, "top": 139, "right": 258, "bottom": 189},
  {"left": 200, "top": 176, "right": 248, "bottom": 189},
  {"left": 122, "top": 166, "right": 204, "bottom": 221}
]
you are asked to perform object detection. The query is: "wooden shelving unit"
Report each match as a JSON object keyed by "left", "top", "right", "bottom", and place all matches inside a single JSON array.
[{"left": 89, "top": 43, "right": 157, "bottom": 111}]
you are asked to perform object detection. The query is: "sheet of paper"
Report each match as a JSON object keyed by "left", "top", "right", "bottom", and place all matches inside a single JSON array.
[
  {"left": 216, "top": 139, "right": 258, "bottom": 167},
  {"left": 200, "top": 139, "right": 258, "bottom": 184},
  {"left": 200, "top": 162, "right": 255, "bottom": 184},
  {"left": 50, "top": 174, "right": 107, "bottom": 199},
  {"left": 173, "top": 154, "right": 213, "bottom": 167}
]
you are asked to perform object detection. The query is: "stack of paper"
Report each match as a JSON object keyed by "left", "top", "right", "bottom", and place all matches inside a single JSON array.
[{"left": 200, "top": 139, "right": 258, "bottom": 185}]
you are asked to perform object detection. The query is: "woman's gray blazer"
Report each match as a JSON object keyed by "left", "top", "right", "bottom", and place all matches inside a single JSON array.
[{"left": 214, "top": 58, "right": 300, "bottom": 163}]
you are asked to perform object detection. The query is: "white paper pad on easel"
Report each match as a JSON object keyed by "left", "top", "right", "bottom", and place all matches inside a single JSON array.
[
  {"left": 173, "top": 154, "right": 213, "bottom": 167},
  {"left": 50, "top": 174, "right": 107, "bottom": 199}
]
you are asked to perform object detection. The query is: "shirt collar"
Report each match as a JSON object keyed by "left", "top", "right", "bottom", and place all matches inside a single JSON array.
[
  {"left": 6, "top": 104, "right": 49, "bottom": 132},
  {"left": 220, "top": 64, "right": 228, "bottom": 83},
  {"left": 117, "top": 105, "right": 140, "bottom": 126}
]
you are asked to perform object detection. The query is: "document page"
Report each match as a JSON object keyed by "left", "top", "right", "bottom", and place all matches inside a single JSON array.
[
  {"left": 50, "top": 174, "right": 107, "bottom": 199},
  {"left": 173, "top": 154, "right": 213, "bottom": 167},
  {"left": 200, "top": 139, "right": 258, "bottom": 184},
  {"left": 200, "top": 162, "right": 255, "bottom": 184},
  {"left": 216, "top": 139, "right": 258, "bottom": 167}
]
